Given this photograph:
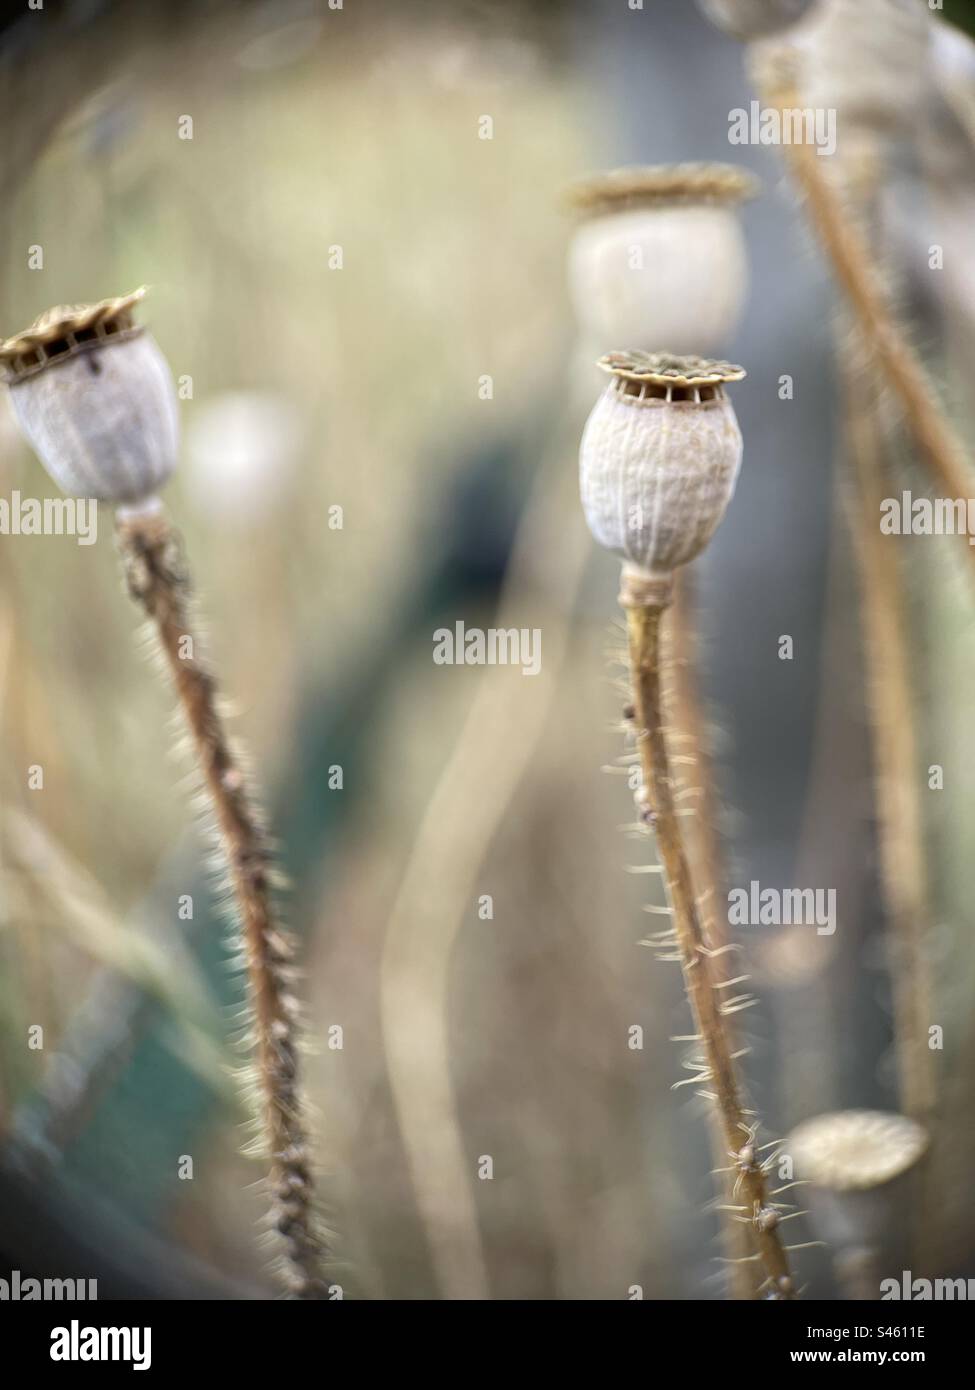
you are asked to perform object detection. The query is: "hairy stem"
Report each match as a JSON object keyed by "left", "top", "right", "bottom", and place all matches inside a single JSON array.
[
  {"left": 762, "top": 78, "right": 975, "bottom": 577},
  {"left": 624, "top": 592, "right": 795, "bottom": 1298},
  {"left": 670, "top": 573, "right": 760, "bottom": 1297},
  {"left": 116, "top": 506, "right": 325, "bottom": 1299}
]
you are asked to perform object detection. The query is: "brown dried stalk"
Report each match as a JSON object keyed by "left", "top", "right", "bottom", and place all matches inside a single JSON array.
[
  {"left": 760, "top": 76, "right": 975, "bottom": 579},
  {"left": 623, "top": 588, "right": 796, "bottom": 1298},
  {"left": 116, "top": 506, "right": 325, "bottom": 1299},
  {"left": 670, "top": 571, "right": 761, "bottom": 1297}
]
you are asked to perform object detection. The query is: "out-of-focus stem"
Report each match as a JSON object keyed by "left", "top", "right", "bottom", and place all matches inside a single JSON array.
[
  {"left": 841, "top": 374, "right": 936, "bottom": 1125},
  {"left": 116, "top": 506, "right": 325, "bottom": 1299},
  {"left": 761, "top": 77, "right": 975, "bottom": 578},
  {"left": 671, "top": 570, "right": 761, "bottom": 1298},
  {"left": 380, "top": 442, "right": 593, "bottom": 1300}
]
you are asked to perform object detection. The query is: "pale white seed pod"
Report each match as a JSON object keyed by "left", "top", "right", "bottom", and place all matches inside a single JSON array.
[
  {"left": 186, "top": 390, "right": 302, "bottom": 523},
  {"left": 930, "top": 16, "right": 975, "bottom": 166},
  {"left": 0, "top": 288, "right": 178, "bottom": 505},
  {"left": 579, "top": 351, "right": 746, "bottom": 582},
  {"left": 787, "top": 1110, "right": 928, "bottom": 1289},
  {"left": 565, "top": 165, "right": 758, "bottom": 357},
  {"left": 696, "top": 0, "right": 814, "bottom": 40},
  {"left": 798, "top": 0, "right": 932, "bottom": 139}
]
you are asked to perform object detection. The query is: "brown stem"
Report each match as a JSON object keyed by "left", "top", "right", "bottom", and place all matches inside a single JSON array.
[
  {"left": 762, "top": 79, "right": 975, "bottom": 578},
  {"left": 623, "top": 593, "right": 795, "bottom": 1298},
  {"left": 670, "top": 572, "right": 731, "bottom": 966},
  {"left": 116, "top": 506, "right": 325, "bottom": 1299},
  {"left": 670, "top": 572, "right": 761, "bottom": 1298}
]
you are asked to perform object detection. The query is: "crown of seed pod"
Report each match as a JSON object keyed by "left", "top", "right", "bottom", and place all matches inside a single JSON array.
[
  {"left": 787, "top": 1109, "right": 928, "bottom": 1291},
  {"left": 579, "top": 351, "right": 746, "bottom": 595},
  {"left": 0, "top": 288, "right": 178, "bottom": 505},
  {"left": 695, "top": 0, "right": 814, "bottom": 40},
  {"left": 565, "top": 164, "right": 759, "bottom": 357}
]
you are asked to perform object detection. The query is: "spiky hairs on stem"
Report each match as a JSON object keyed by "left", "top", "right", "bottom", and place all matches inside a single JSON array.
[
  {"left": 623, "top": 595, "right": 797, "bottom": 1298},
  {"left": 580, "top": 354, "right": 800, "bottom": 1294},
  {"left": 116, "top": 506, "right": 326, "bottom": 1299},
  {"left": 757, "top": 68, "right": 975, "bottom": 580},
  {"left": 667, "top": 573, "right": 764, "bottom": 1297}
]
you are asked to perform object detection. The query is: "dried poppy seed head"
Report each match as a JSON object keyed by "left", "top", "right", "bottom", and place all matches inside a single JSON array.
[
  {"left": 565, "top": 164, "right": 758, "bottom": 358},
  {"left": 597, "top": 351, "right": 746, "bottom": 389},
  {"left": 787, "top": 1110, "right": 928, "bottom": 1268},
  {"left": 0, "top": 287, "right": 179, "bottom": 505},
  {"left": 579, "top": 352, "right": 745, "bottom": 591},
  {"left": 0, "top": 289, "right": 146, "bottom": 383},
  {"left": 789, "top": 1109, "right": 928, "bottom": 1192},
  {"left": 696, "top": 0, "right": 815, "bottom": 40},
  {"left": 798, "top": 0, "right": 931, "bottom": 140}
]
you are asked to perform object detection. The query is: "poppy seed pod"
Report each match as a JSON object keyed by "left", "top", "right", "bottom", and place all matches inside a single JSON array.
[
  {"left": 579, "top": 352, "right": 745, "bottom": 596},
  {"left": 0, "top": 288, "right": 179, "bottom": 505},
  {"left": 565, "top": 165, "right": 758, "bottom": 357},
  {"left": 798, "top": 0, "right": 932, "bottom": 139},
  {"left": 787, "top": 1109, "right": 928, "bottom": 1295},
  {"left": 695, "top": 0, "right": 814, "bottom": 40}
]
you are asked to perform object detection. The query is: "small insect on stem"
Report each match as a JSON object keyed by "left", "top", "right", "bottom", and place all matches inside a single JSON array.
[{"left": 755, "top": 1205, "right": 781, "bottom": 1233}]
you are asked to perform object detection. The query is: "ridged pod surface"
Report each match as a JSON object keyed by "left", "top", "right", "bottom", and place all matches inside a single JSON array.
[
  {"left": 579, "top": 351, "right": 745, "bottom": 579},
  {"left": 1, "top": 288, "right": 178, "bottom": 504}
]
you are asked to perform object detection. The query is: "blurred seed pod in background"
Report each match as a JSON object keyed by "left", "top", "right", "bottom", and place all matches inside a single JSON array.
[
  {"left": 185, "top": 391, "right": 303, "bottom": 525},
  {"left": 929, "top": 14, "right": 975, "bottom": 165},
  {"left": 0, "top": 288, "right": 178, "bottom": 506},
  {"left": 565, "top": 165, "right": 759, "bottom": 358},
  {"left": 797, "top": 0, "right": 932, "bottom": 144},
  {"left": 578, "top": 351, "right": 745, "bottom": 585},
  {"left": 696, "top": 0, "right": 815, "bottom": 41},
  {"left": 787, "top": 1110, "right": 929, "bottom": 1298}
]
